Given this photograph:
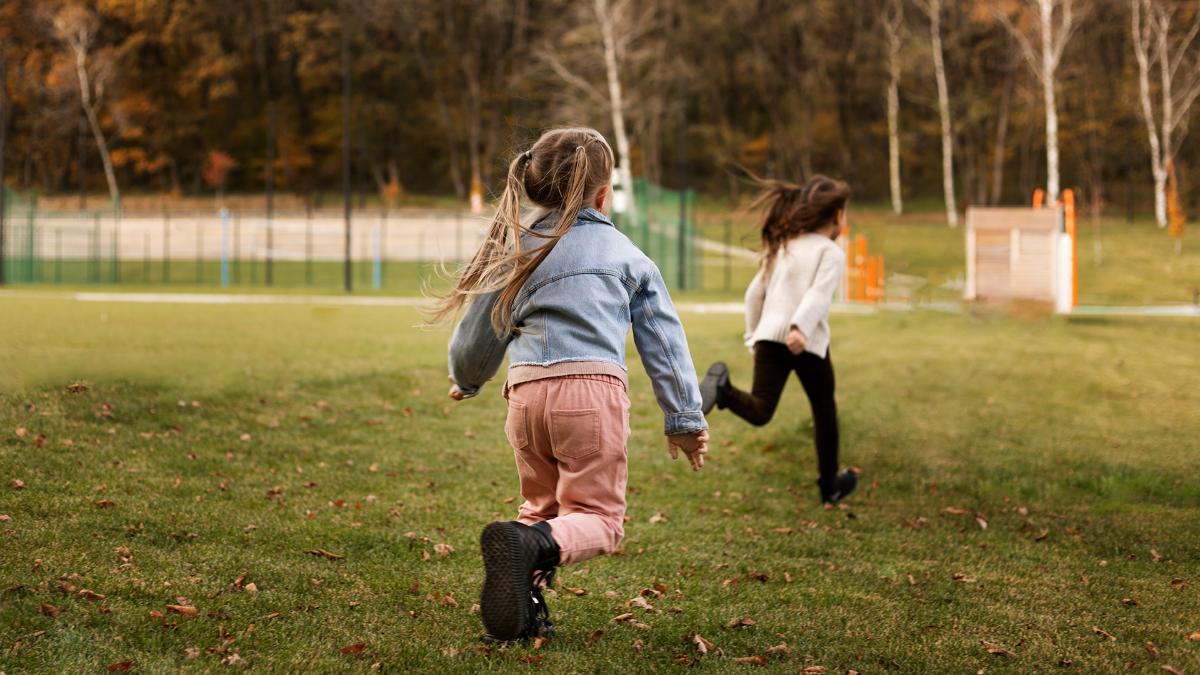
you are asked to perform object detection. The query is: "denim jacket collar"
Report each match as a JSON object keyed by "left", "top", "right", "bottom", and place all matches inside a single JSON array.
[{"left": 531, "top": 207, "right": 614, "bottom": 230}]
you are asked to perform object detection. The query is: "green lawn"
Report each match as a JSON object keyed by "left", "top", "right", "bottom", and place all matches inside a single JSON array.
[{"left": 1, "top": 294, "right": 1198, "bottom": 673}]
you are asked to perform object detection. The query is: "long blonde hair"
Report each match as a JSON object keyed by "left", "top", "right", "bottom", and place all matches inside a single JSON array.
[{"left": 430, "top": 127, "right": 615, "bottom": 335}]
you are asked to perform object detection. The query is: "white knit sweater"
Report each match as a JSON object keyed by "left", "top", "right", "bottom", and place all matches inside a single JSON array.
[{"left": 743, "top": 233, "right": 846, "bottom": 358}]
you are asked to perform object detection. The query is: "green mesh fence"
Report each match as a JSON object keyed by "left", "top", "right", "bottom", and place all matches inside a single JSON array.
[{"left": 614, "top": 179, "right": 699, "bottom": 291}]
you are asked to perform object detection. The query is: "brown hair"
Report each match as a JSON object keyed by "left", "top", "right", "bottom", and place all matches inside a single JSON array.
[
  {"left": 749, "top": 173, "right": 850, "bottom": 278},
  {"left": 430, "top": 127, "right": 615, "bottom": 335}
]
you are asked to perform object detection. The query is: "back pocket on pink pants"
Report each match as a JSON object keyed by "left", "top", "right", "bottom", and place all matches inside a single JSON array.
[
  {"left": 505, "top": 401, "right": 529, "bottom": 450},
  {"left": 549, "top": 409, "right": 600, "bottom": 460}
]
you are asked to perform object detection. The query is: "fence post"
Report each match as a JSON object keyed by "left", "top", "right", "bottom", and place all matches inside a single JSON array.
[
  {"left": 234, "top": 212, "right": 241, "bottom": 285},
  {"left": 111, "top": 216, "right": 120, "bottom": 283},
  {"left": 220, "top": 208, "right": 230, "bottom": 288},
  {"left": 372, "top": 222, "right": 381, "bottom": 291},
  {"left": 162, "top": 210, "right": 171, "bottom": 284}
]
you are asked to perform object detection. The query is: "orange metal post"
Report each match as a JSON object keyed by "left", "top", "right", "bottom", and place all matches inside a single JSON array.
[
  {"left": 876, "top": 255, "right": 886, "bottom": 303},
  {"left": 1032, "top": 188, "right": 1045, "bottom": 208},
  {"left": 855, "top": 235, "right": 867, "bottom": 302},
  {"left": 1063, "top": 189, "right": 1077, "bottom": 308}
]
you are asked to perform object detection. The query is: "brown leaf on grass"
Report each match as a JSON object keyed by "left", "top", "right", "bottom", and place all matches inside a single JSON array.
[
  {"left": 1162, "top": 666, "right": 1184, "bottom": 675},
  {"left": 765, "top": 642, "right": 790, "bottom": 655},
  {"left": 587, "top": 629, "right": 604, "bottom": 647},
  {"left": 106, "top": 661, "right": 133, "bottom": 672},
  {"left": 1186, "top": 630, "right": 1200, "bottom": 642},
  {"left": 66, "top": 383, "right": 89, "bottom": 393},
  {"left": 692, "top": 633, "right": 716, "bottom": 654},
  {"left": 1122, "top": 597, "right": 1139, "bottom": 607},
  {"left": 244, "top": 583, "right": 258, "bottom": 594},
  {"left": 673, "top": 655, "right": 692, "bottom": 665},
  {"left": 185, "top": 647, "right": 200, "bottom": 659},
  {"left": 14, "top": 427, "right": 28, "bottom": 438},
  {"left": 732, "top": 655, "right": 768, "bottom": 666},
  {"left": 632, "top": 622, "right": 651, "bottom": 630},
  {"left": 517, "top": 654, "right": 544, "bottom": 664},
  {"left": 1034, "top": 529, "right": 1050, "bottom": 541},
  {"left": 772, "top": 527, "right": 793, "bottom": 535},
  {"left": 1057, "top": 659, "right": 1074, "bottom": 668},
  {"left": 39, "top": 603, "right": 61, "bottom": 617},
  {"left": 632, "top": 638, "right": 644, "bottom": 653},
  {"left": 306, "top": 549, "right": 344, "bottom": 560},
  {"left": 433, "top": 543, "right": 454, "bottom": 557},
  {"left": 942, "top": 507, "right": 967, "bottom": 515},
  {"left": 952, "top": 573, "right": 977, "bottom": 583},
  {"left": 612, "top": 612, "right": 636, "bottom": 623},
  {"left": 95, "top": 499, "right": 114, "bottom": 509},
  {"left": 1150, "top": 549, "right": 1164, "bottom": 562},
  {"left": 975, "top": 516, "right": 989, "bottom": 531},
  {"left": 339, "top": 643, "right": 367, "bottom": 655},
  {"left": 624, "top": 596, "right": 653, "bottom": 610},
  {"left": 800, "top": 667, "right": 827, "bottom": 674},
  {"left": 566, "top": 587, "right": 587, "bottom": 596},
  {"left": 649, "top": 511, "right": 668, "bottom": 524},
  {"left": 1146, "top": 642, "right": 1160, "bottom": 657},
  {"left": 11, "top": 479, "right": 25, "bottom": 490},
  {"left": 981, "top": 640, "right": 1016, "bottom": 657},
  {"left": 783, "top": 572, "right": 793, "bottom": 583},
  {"left": 149, "top": 610, "right": 163, "bottom": 619},
  {"left": 1169, "top": 578, "right": 1187, "bottom": 588},
  {"left": 56, "top": 580, "right": 76, "bottom": 593},
  {"left": 1092, "top": 626, "right": 1117, "bottom": 641},
  {"left": 722, "top": 576, "right": 740, "bottom": 588},
  {"left": 531, "top": 635, "right": 549, "bottom": 649},
  {"left": 748, "top": 571, "right": 768, "bottom": 582},
  {"left": 78, "top": 589, "right": 105, "bottom": 601},
  {"left": 439, "top": 593, "right": 459, "bottom": 608},
  {"left": 166, "top": 605, "right": 198, "bottom": 616},
  {"left": 727, "top": 617, "right": 757, "bottom": 628}
]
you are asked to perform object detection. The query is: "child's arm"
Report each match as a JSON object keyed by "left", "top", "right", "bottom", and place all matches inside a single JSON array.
[
  {"left": 789, "top": 246, "right": 846, "bottom": 341},
  {"left": 447, "top": 290, "right": 512, "bottom": 399},
  {"left": 630, "top": 265, "right": 708, "bottom": 437},
  {"left": 743, "top": 267, "right": 766, "bottom": 345}
]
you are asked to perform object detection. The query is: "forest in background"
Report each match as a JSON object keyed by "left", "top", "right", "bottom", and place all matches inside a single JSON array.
[{"left": 1, "top": 0, "right": 1199, "bottom": 223}]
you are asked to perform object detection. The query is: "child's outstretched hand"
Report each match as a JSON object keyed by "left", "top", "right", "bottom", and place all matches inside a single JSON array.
[
  {"left": 448, "top": 375, "right": 465, "bottom": 401},
  {"left": 667, "top": 430, "right": 710, "bottom": 471}
]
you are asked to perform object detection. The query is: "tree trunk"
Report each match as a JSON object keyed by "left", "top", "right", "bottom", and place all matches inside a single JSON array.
[
  {"left": 596, "top": 0, "right": 636, "bottom": 215},
  {"left": 929, "top": 0, "right": 958, "bottom": 226},
  {"left": 0, "top": 49, "right": 7, "bottom": 286},
  {"left": 885, "top": 5, "right": 903, "bottom": 215},
  {"left": 1040, "top": 0, "right": 1061, "bottom": 203},
  {"left": 72, "top": 43, "right": 119, "bottom": 206}
]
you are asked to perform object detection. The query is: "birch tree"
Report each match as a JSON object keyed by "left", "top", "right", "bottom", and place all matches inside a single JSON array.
[
  {"left": 884, "top": 0, "right": 904, "bottom": 214},
  {"left": 998, "top": 0, "right": 1081, "bottom": 205},
  {"left": 916, "top": 0, "right": 958, "bottom": 226},
  {"left": 52, "top": 3, "right": 119, "bottom": 205},
  {"left": 1131, "top": 0, "right": 1200, "bottom": 227},
  {"left": 594, "top": 0, "right": 636, "bottom": 214}
]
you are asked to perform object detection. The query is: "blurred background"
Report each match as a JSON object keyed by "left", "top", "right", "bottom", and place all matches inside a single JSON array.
[{"left": 0, "top": 0, "right": 1196, "bottom": 303}]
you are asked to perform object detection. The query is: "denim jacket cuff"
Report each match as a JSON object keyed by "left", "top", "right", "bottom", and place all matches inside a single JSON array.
[{"left": 664, "top": 411, "right": 707, "bottom": 436}]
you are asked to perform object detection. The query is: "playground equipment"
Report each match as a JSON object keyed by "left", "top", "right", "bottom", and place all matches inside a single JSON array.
[
  {"left": 964, "top": 188, "right": 1077, "bottom": 313},
  {"left": 838, "top": 224, "right": 886, "bottom": 304}
]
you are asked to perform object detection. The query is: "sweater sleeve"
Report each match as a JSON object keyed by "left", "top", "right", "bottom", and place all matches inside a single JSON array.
[
  {"left": 789, "top": 245, "right": 845, "bottom": 339},
  {"left": 743, "top": 266, "right": 766, "bottom": 345}
]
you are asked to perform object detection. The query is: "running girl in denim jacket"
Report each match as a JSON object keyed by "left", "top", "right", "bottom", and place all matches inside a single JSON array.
[{"left": 434, "top": 127, "right": 709, "bottom": 643}]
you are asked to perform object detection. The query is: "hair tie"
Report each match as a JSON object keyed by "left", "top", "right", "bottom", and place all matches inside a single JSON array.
[{"left": 523, "top": 150, "right": 532, "bottom": 162}]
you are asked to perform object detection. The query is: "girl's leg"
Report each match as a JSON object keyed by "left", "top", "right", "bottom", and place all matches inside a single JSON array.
[
  {"left": 505, "top": 383, "right": 559, "bottom": 524},
  {"left": 542, "top": 375, "right": 630, "bottom": 565},
  {"left": 793, "top": 351, "right": 839, "bottom": 482},
  {"left": 724, "top": 341, "right": 793, "bottom": 426}
]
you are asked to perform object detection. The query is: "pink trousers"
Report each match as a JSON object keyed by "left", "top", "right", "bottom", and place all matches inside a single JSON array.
[{"left": 504, "top": 374, "right": 629, "bottom": 565}]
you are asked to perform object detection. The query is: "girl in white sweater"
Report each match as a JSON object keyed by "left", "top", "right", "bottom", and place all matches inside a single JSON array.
[{"left": 700, "top": 175, "right": 859, "bottom": 504}]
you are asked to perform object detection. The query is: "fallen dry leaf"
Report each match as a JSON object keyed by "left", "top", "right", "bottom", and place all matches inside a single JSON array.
[
  {"left": 728, "top": 617, "right": 757, "bottom": 628},
  {"left": 649, "top": 511, "right": 668, "bottom": 524},
  {"left": 981, "top": 640, "right": 1015, "bottom": 657},
  {"left": 95, "top": 499, "right": 114, "bottom": 509},
  {"left": 612, "top": 612, "right": 636, "bottom": 623},
  {"left": 1151, "top": 549, "right": 1164, "bottom": 562},
  {"left": 40, "top": 603, "right": 61, "bottom": 617},
  {"left": 800, "top": 667, "right": 827, "bottom": 674},
  {"left": 306, "top": 549, "right": 344, "bottom": 560},
  {"left": 532, "top": 635, "right": 549, "bottom": 649},
  {"left": 625, "top": 595, "right": 653, "bottom": 610},
  {"left": 942, "top": 507, "right": 967, "bottom": 515},
  {"left": 1186, "top": 630, "right": 1200, "bottom": 642},
  {"left": 77, "top": 589, "right": 106, "bottom": 601},
  {"left": 952, "top": 573, "right": 977, "bottom": 583},
  {"left": 106, "top": 661, "right": 133, "bottom": 672},
  {"left": 15, "top": 427, "right": 27, "bottom": 438},
  {"left": 566, "top": 587, "right": 587, "bottom": 596},
  {"left": 1122, "top": 597, "right": 1139, "bottom": 607},
  {"left": 1169, "top": 578, "right": 1187, "bottom": 588},
  {"left": 587, "top": 629, "right": 604, "bottom": 647},
  {"left": 166, "top": 604, "right": 198, "bottom": 616},
  {"left": 11, "top": 479, "right": 25, "bottom": 490},
  {"left": 748, "top": 571, "right": 768, "bottom": 582},
  {"left": 244, "top": 583, "right": 258, "bottom": 594},
  {"left": 1162, "top": 666, "right": 1184, "bottom": 675},
  {"left": 185, "top": 647, "right": 200, "bottom": 659},
  {"left": 692, "top": 633, "right": 715, "bottom": 654},
  {"left": 1092, "top": 626, "right": 1117, "bottom": 641},
  {"left": 66, "top": 383, "right": 89, "bottom": 393},
  {"left": 766, "top": 642, "right": 790, "bottom": 655},
  {"left": 340, "top": 643, "right": 368, "bottom": 655},
  {"left": 433, "top": 543, "right": 454, "bottom": 557},
  {"left": 517, "top": 654, "right": 543, "bottom": 664},
  {"left": 732, "top": 655, "right": 768, "bottom": 666},
  {"left": 975, "top": 516, "right": 988, "bottom": 530},
  {"left": 1146, "top": 642, "right": 1160, "bottom": 657}
]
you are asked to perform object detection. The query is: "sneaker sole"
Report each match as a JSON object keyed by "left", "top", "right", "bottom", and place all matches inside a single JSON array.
[
  {"left": 699, "top": 362, "right": 728, "bottom": 414},
  {"left": 480, "top": 522, "right": 530, "bottom": 642}
]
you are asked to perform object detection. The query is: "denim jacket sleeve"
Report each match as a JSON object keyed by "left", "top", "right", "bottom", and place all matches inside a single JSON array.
[
  {"left": 447, "top": 291, "right": 512, "bottom": 399},
  {"left": 629, "top": 263, "right": 708, "bottom": 436}
]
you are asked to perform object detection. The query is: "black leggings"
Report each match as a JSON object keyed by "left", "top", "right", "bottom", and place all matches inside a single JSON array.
[{"left": 725, "top": 341, "right": 839, "bottom": 481}]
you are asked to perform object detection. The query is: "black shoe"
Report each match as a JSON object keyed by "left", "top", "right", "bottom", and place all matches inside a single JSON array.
[
  {"left": 479, "top": 520, "right": 560, "bottom": 643},
  {"left": 699, "top": 362, "right": 731, "bottom": 414},
  {"left": 817, "top": 469, "right": 859, "bottom": 504}
]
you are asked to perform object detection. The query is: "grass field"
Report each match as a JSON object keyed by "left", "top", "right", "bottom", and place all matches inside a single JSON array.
[{"left": 1, "top": 294, "right": 1198, "bottom": 673}]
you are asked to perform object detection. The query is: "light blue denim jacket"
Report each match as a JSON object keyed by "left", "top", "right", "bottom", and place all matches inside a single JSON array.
[{"left": 448, "top": 208, "right": 707, "bottom": 436}]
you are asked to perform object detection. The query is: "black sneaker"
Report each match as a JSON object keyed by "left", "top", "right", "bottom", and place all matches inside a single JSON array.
[
  {"left": 817, "top": 469, "right": 859, "bottom": 504},
  {"left": 479, "top": 521, "right": 560, "bottom": 643},
  {"left": 699, "top": 362, "right": 731, "bottom": 414}
]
